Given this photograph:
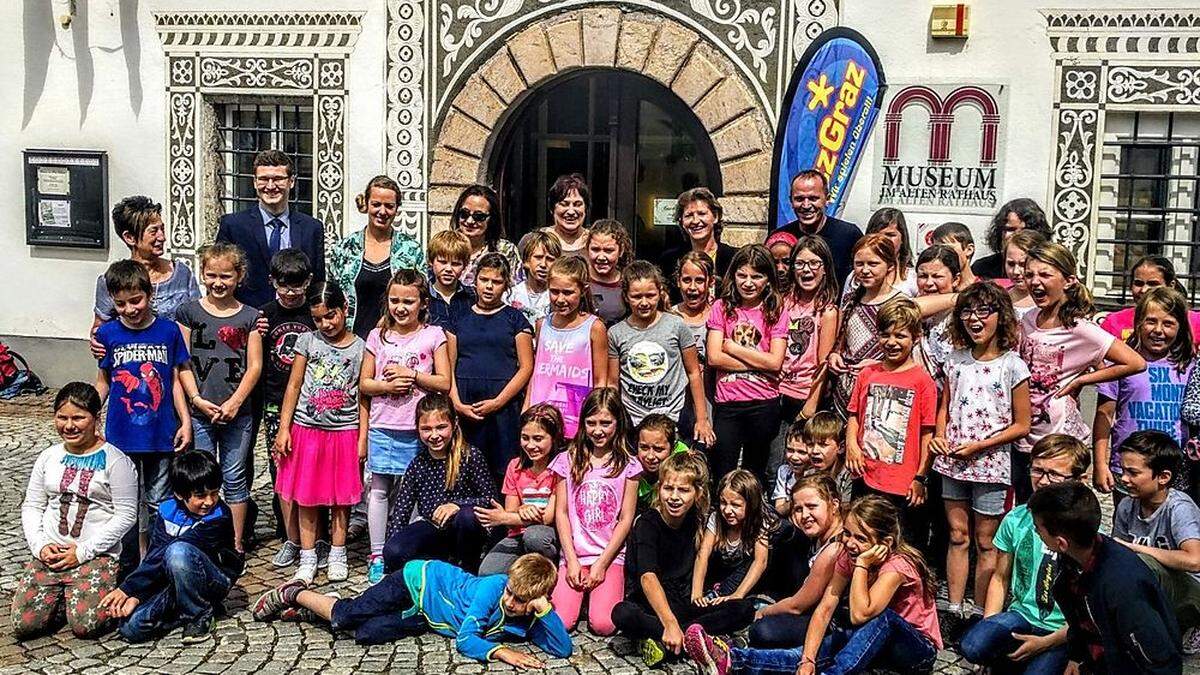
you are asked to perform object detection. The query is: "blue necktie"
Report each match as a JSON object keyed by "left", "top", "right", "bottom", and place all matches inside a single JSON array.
[{"left": 268, "top": 218, "right": 283, "bottom": 258}]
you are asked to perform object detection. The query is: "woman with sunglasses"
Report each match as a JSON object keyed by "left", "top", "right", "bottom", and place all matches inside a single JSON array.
[{"left": 452, "top": 185, "right": 522, "bottom": 288}]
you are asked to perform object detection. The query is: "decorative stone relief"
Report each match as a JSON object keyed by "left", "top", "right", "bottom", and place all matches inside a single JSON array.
[
  {"left": 1045, "top": 9, "right": 1200, "bottom": 283},
  {"left": 384, "top": 0, "right": 837, "bottom": 243},
  {"left": 155, "top": 12, "right": 361, "bottom": 261}
]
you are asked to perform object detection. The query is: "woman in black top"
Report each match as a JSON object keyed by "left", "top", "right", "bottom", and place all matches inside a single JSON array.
[
  {"left": 662, "top": 187, "right": 736, "bottom": 302},
  {"left": 971, "top": 198, "right": 1051, "bottom": 281}
]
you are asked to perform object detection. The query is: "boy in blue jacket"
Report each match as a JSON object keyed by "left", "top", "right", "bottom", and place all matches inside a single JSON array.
[
  {"left": 99, "top": 450, "right": 244, "bottom": 644},
  {"left": 253, "top": 553, "right": 571, "bottom": 668}
]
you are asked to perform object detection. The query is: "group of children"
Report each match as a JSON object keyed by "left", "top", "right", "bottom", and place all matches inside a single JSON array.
[{"left": 16, "top": 186, "right": 1200, "bottom": 675}]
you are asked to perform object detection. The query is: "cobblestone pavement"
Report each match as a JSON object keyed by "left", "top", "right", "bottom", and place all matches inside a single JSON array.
[{"left": 1, "top": 393, "right": 1197, "bottom": 674}]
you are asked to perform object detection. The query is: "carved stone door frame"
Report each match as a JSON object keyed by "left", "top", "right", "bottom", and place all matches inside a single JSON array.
[
  {"left": 1045, "top": 9, "right": 1200, "bottom": 283},
  {"left": 154, "top": 12, "right": 362, "bottom": 266}
]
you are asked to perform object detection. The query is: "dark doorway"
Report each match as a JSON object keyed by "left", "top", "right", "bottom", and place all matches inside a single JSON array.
[{"left": 491, "top": 70, "right": 722, "bottom": 261}]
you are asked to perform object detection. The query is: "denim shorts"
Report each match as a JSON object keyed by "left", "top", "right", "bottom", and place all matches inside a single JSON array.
[
  {"left": 368, "top": 428, "right": 420, "bottom": 476},
  {"left": 940, "top": 475, "right": 1009, "bottom": 516}
]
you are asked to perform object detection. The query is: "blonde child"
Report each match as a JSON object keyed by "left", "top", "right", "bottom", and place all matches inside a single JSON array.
[
  {"left": 692, "top": 470, "right": 771, "bottom": 604},
  {"left": 383, "top": 393, "right": 496, "bottom": 574},
  {"left": 176, "top": 242, "right": 262, "bottom": 554},
  {"left": 476, "top": 404, "right": 564, "bottom": 575},
  {"left": 587, "top": 219, "right": 633, "bottom": 325},
  {"left": 427, "top": 230, "right": 474, "bottom": 328},
  {"left": 525, "top": 256, "right": 607, "bottom": 437},
  {"left": 609, "top": 261, "right": 713, "bottom": 444},
  {"left": 550, "top": 388, "right": 642, "bottom": 635},
  {"left": 273, "top": 281, "right": 365, "bottom": 584},
  {"left": 1003, "top": 229, "right": 1045, "bottom": 321},
  {"left": 1095, "top": 287, "right": 1195, "bottom": 496},
  {"left": 447, "top": 253, "right": 535, "bottom": 479},
  {"left": 933, "top": 282, "right": 1031, "bottom": 618},
  {"left": 613, "top": 452, "right": 756, "bottom": 667},
  {"left": 751, "top": 474, "right": 845, "bottom": 649},
  {"left": 1017, "top": 241, "right": 1145, "bottom": 502},
  {"left": 687, "top": 496, "right": 942, "bottom": 674},
  {"left": 673, "top": 251, "right": 716, "bottom": 445},
  {"left": 360, "top": 269, "right": 451, "bottom": 583},
  {"left": 507, "top": 231, "right": 561, "bottom": 327},
  {"left": 707, "top": 245, "right": 789, "bottom": 487}
]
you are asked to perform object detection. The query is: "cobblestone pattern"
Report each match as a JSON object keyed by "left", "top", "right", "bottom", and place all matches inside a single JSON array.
[{"left": 0, "top": 393, "right": 1197, "bottom": 674}]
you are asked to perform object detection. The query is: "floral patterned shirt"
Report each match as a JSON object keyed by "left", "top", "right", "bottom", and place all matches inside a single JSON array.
[
  {"left": 934, "top": 349, "right": 1030, "bottom": 485},
  {"left": 329, "top": 227, "right": 425, "bottom": 328}
]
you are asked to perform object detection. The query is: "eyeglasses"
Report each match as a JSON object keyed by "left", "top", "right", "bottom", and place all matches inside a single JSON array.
[
  {"left": 457, "top": 210, "right": 491, "bottom": 223},
  {"left": 957, "top": 305, "right": 996, "bottom": 320},
  {"left": 1030, "top": 467, "right": 1080, "bottom": 483},
  {"left": 793, "top": 259, "right": 825, "bottom": 271},
  {"left": 254, "top": 175, "right": 291, "bottom": 185}
]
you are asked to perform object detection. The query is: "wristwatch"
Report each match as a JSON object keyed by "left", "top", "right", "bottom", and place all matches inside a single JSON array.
[{"left": 913, "top": 474, "right": 929, "bottom": 485}]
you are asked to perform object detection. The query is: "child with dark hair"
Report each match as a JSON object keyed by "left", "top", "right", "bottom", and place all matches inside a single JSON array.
[
  {"left": 1113, "top": 429, "right": 1200, "bottom": 652},
  {"left": 99, "top": 450, "right": 243, "bottom": 644},
  {"left": 259, "top": 249, "right": 315, "bottom": 563},
  {"left": 1029, "top": 480, "right": 1181, "bottom": 675},
  {"left": 94, "top": 260, "right": 193, "bottom": 558},
  {"left": 633, "top": 414, "right": 687, "bottom": 508},
  {"left": 931, "top": 222, "right": 977, "bottom": 287}
]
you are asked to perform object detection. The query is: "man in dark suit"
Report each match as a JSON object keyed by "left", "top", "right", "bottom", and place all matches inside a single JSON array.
[
  {"left": 216, "top": 149, "right": 326, "bottom": 308},
  {"left": 774, "top": 169, "right": 863, "bottom": 286}
]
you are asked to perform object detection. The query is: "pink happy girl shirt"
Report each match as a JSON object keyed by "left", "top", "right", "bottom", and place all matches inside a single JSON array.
[{"left": 550, "top": 452, "right": 642, "bottom": 566}]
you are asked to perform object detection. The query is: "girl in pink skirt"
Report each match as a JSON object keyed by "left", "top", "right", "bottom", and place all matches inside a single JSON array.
[{"left": 274, "top": 281, "right": 366, "bottom": 585}]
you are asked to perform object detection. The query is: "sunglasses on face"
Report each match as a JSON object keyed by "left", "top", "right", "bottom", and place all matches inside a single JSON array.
[
  {"left": 457, "top": 210, "right": 491, "bottom": 223},
  {"left": 957, "top": 305, "right": 996, "bottom": 321}
]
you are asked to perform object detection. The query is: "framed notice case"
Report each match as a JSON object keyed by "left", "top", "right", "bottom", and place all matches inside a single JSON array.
[{"left": 23, "top": 149, "right": 108, "bottom": 249}]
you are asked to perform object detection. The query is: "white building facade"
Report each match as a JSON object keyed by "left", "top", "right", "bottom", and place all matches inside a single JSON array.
[{"left": 2, "top": 1, "right": 1199, "bottom": 383}]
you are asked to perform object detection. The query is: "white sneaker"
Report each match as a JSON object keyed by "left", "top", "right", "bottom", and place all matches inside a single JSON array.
[
  {"left": 272, "top": 541, "right": 300, "bottom": 568},
  {"left": 292, "top": 563, "right": 317, "bottom": 586},
  {"left": 327, "top": 558, "right": 349, "bottom": 582}
]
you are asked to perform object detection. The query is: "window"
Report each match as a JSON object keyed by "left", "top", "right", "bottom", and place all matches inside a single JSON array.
[
  {"left": 1094, "top": 112, "right": 1200, "bottom": 306},
  {"left": 213, "top": 102, "right": 314, "bottom": 216}
]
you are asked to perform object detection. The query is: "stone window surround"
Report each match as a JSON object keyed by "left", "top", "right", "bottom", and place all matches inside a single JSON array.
[
  {"left": 154, "top": 12, "right": 362, "bottom": 266},
  {"left": 1046, "top": 9, "right": 1200, "bottom": 283}
]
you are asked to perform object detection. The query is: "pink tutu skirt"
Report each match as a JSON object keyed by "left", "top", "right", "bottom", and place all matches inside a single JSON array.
[{"left": 276, "top": 424, "right": 363, "bottom": 506}]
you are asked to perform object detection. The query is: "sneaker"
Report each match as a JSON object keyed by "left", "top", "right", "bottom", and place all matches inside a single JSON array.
[
  {"left": 316, "top": 540, "right": 330, "bottom": 568},
  {"left": 684, "top": 624, "right": 730, "bottom": 675},
  {"left": 327, "top": 558, "right": 349, "bottom": 582},
  {"left": 367, "top": 556, "right": 385, "bottom": 585},
  {"left": 253, "top": 579, "right": 308, "bottom": 621},
  {"left": 181, "top": 616, "right": 214, "bottom": 644},
  {"left": 292, "top": 563, "right": 317, "bottom": 586},
  {"left": 638, "top": 638, "right": 666, "bottom": 668},
  {"left": 279, "top": 606, "right": 317, "bottom": 623},
  {"left": 1184, "top": 626, "right": 1200, "bottom": 655},
  {"left": 272, "top": 540, "right": 300, "bottom": 568}
]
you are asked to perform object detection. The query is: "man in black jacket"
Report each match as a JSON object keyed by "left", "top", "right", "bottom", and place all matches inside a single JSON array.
[
  {"left": 773, "top": 170, "right": 863, "bottom": 286},
  {"left": 1029, "top": 481, "right": 1181, "bottom": 674},
  {"left": 99, "top": 451, "right": 244, "bottom": 644}
]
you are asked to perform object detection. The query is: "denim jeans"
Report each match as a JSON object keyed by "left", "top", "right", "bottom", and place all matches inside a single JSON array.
[
  {"left": 731, "top": 609, "right": 936, "bottom": 675},
  {"left": 749, "top": 612, "right": 812, "bottom": 649},
  {"left": 960, "top": 611, "right": 1069, "bottom": 675},
  {"left": 118, "top": 541, "right": 232, "bottom": 642},
  {"left": 192, "top": 413, "right": 254, "bottom": 503}
]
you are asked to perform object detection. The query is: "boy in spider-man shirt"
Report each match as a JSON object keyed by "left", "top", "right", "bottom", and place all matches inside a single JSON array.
[{"left": 94, "top": 260, "right": 192, "bottom": 557}]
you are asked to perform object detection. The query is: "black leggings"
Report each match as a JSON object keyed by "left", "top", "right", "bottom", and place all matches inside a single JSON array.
[
  {"left": 612, "top": 596, "right": 756, "bottom": 641},
  {"left": 711, "top": 398, "right": 781, "bottom": 488}
]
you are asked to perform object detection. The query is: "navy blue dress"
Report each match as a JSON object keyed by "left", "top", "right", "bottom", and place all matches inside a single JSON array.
[{"left": 448, "top": 305, "right": 532, "bottom": 477}]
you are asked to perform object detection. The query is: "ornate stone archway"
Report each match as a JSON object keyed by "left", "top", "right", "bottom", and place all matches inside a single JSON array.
[{"left": 385, "top": 0, "right": 838, "bottom": 245}]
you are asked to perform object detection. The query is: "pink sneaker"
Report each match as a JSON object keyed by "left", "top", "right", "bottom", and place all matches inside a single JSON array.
[{"left": 684, "top": 623, "right": 730, "bottom": 675}]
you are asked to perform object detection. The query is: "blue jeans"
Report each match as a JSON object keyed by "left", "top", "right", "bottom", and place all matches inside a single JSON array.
[
  {"left": 731, "top": 610, "right": 937, "bottom": 675},
  {"left": 960, "top": 611, "right": 1068, "bottom": 675},
  {"left": 118, "top": 542, "right": 232, "bottom": 642},
  {"left": 192, "top": 414, "right": 253, "bottom": 503}
]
